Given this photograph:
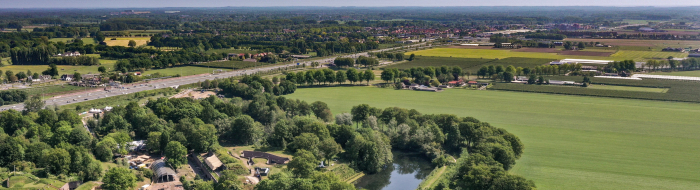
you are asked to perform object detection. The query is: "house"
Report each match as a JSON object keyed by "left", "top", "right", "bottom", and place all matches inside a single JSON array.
[
  {"left": 447, "top": 79, "right": 464, "bottom": 86},
  {"left": 467, "top": 81, "right": 478, "bottom": 87},
  {"left": 204, "top": 154, "right": 224, "bottom": 171},
  {"left": 61, "top": 74, "right": 74, "bottom": 81},
  {"left": 56, "top": 51, "right": 81, "bottom": 57}
]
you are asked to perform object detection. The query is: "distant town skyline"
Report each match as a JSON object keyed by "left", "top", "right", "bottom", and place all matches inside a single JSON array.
[{"left": 2, "top": 0, "right": 698, "bottom": 9}]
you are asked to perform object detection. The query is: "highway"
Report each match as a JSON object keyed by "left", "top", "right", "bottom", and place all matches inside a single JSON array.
[{"left": 0, "top": 42, "right": 440, "bottom": 111}]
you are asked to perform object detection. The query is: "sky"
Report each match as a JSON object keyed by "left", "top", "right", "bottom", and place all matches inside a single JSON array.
[{"left": 1, "top": 0, "right": 697, "bottom": 8}]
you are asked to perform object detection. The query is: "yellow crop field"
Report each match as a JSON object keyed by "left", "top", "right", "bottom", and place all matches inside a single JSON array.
[{"left": 104, "top": 37, "right": 151, "bottom": 47}]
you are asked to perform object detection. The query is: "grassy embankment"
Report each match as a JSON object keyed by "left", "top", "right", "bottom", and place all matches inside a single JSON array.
[{"left": 284, "top": 86, "right": 700, "bottom": 190}]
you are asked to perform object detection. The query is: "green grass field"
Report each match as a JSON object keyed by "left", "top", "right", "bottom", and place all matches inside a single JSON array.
[
  {"left": 49, "top": 38, "right": 97, "bottom": 45},
  {"left": 407, "top": 48, "right": 687, "bottom": 61},
  {"left": 384, "top": 56, "right": 554, "bottom": 73},
  {"left": 584, "top": 84, "right": 668, "bottom": 93},
  {"left": 1, "top": 61, "right": 114, "bottom": 76},
  {"left": 284, "top": 86, "right": 700, "bottom": 190},
  {"left": 647, "top": 70, "right": 700, "bottom": 77}
]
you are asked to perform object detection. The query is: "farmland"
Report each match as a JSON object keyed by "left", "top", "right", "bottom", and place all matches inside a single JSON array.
[
  {"left": 48, "top": 37, "right": 97, "bottom": 45},
  {"left": 383, "top": 56, "right": 555, "bottom": 73},
  {"left": 104, "top": 37, "right": 150, "bottom": 47},
  {"left": 405, "top": 47, "right": 687, "bottom": 61},
  {"left": 647, "top": 70, "right": 700, "bottom": 77},
  {"left": 564, "top": 38, "right": 700, "bottom": 50},
  {"left": 284, "top": 86, "right": 700, "bottom": 190},
  {"left": 0, "top": 60, "right": 115, "bottom": 76},
  {"left": 493, "top": 76, "right": 700, "bottom": 102}
]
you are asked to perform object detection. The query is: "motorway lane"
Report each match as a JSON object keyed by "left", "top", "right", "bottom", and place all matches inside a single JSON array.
[{"left": 0, "top": 42, "right": 437, "bottom": 111}]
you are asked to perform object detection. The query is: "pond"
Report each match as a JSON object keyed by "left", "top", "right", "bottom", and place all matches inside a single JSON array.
[{"left": 354, "top": 151, "right": 434, "bottom": 190}]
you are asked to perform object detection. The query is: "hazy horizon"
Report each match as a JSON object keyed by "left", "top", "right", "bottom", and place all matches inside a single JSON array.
[{"left": 2, "top": 0, "right": 698, "bottom": 9}]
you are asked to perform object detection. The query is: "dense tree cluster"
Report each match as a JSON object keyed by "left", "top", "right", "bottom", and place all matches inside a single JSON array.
[{"left": 0, "top": 90, "right": 28, "bottom": 105}]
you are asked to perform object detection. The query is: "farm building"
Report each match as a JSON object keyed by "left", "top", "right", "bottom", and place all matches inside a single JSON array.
[
  {"left": 241, "top": 151, "right": 290, "bottom": 164},
  {"left": 550, "top": 59, "right": 613, "bottom": 65},
  {"left": 151, "top": 159, "right": 178, "bottom": 183},
  {"left": 459, "top": 44, "right": 479, "bottom": 46},
  {"left": 204, "top": 154, "right": 224, "bottom": 171},
  {"left": 410, "top": 85, "right": 443, "bottom": 92}
]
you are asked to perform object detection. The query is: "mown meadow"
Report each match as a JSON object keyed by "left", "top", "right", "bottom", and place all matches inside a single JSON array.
[{"left": 285, "top": 86, "right": 700, "bottom": 190}]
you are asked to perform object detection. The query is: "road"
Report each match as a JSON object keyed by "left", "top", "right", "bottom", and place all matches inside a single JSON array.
[{"left": 0, "top": 42, "right": 441, "bottom": 111}]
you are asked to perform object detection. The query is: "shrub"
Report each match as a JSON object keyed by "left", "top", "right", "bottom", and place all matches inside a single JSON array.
[{"left": 225, "top": 163, "right": 248, "bottom": 175}]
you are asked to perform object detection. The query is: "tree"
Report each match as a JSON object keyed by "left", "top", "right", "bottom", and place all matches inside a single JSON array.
[
  {"left": 288, "top": 149, "right": 319, "bottom": 178},
  {"left": 408, "top": 53, "right": 415, "bottom": 61},
  {"left": 363, "top": 70, "right": 374, "bottom": 85},
  {"left": 128, "top": 40, "right": 137, "bottom": 47},
  {"left": 98, "top": 66, "right": 107, "bottom": 73},
  {"left": 73, "top": 72, "right": 82, "bottom": 81},
  {"left": 24, "top": 95, "right": 44, "bottom": 112},
  {"left": 502, "top": 72, "right": 514, "bottom": 82},
  {"left": 165, "top": 141, "right": 187, "bottom": 168},
  {"left": 103, "top": 167, "right": 137, "bottom": 190},
  {"left": 46, "top": 148, "right": 71, "bottom": 175},
  {"left": 310, "top": 101, "right": 329, "bottom": 119},
  {"left": 83, "top": 159, "right": 104, "bottom": 181},
  {"left": 346, "top": 68, "right": 359, "bottom": 84},
  {"left": 147, "top": 132, "right": 162, "bottom": 153},
  {"left": 351, "top": 104, "right": 371, "bottom": 125},
  {"left": 335, "top": 70, "right": 347, "bottom": 84},
  {"left": 216, "top": 171, "right": 244, "bottom": 190},
  {"left": 577, "top": 42, "right": 585, "bottom": 49},
  {"left": 527, "top": 75, "right": 536, "bottom": 84},
  {"left": 380, "top": 69, "right": 394, "bottom": 83},
  {"left": 318, "top": 138, "right": 342, "bottom": 164}
]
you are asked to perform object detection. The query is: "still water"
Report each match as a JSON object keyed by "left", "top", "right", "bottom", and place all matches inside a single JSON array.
[{"left": 354, "top": 151, "right": 434, "bottom": 190}]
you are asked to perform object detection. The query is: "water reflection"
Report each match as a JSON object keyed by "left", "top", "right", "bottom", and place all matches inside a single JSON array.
[{"left": 354, "top": 151, "right": 434, "bottom": 190}]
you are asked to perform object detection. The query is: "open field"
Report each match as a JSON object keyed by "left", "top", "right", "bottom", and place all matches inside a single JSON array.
[
  {"left": 585, "top": 84, "right": 668, "bottom": 93},
  {"left": 104, "top": 37, "right": 150, "bottom": 47},
  {"left": 493, "top": 76, "right": 700, "bottom": 102},
  {"left": 514, "top": 48, "right": 615, "bottom": 57},
  {"left": 0, "top": 60, "right": 114, "bottom": 76},
  {"left": 564, "top": 38, "right": 700, "bottom": 49},
  {"left": 49, "top": 38, "right": 97, "bottom": 45},
  {"left": 406, "top": 47, "right": 687, "bottom": 61},
  {"left": 647, "top": 70, "right": 700, "bottom": 77},
  {"left": 284, "top": 86, "right": 700, "bottom": 190},
  {"left": 384, "top": 56, "right": 554, "bottom": 73}
]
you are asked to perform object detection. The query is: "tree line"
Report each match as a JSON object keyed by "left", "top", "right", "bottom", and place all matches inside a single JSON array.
[{"left": 284, "top": 68, "right": 375, "bottom": 86}]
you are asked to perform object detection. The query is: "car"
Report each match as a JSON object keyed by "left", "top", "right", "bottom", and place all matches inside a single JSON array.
[{"left": 85, "top": 98, "right": 88, "bottom": 100}]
